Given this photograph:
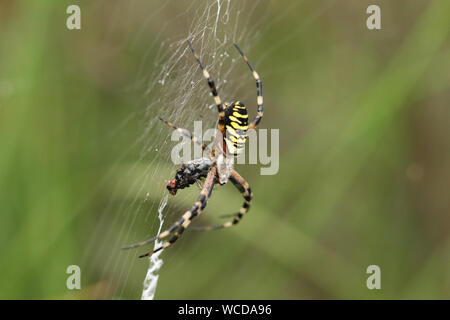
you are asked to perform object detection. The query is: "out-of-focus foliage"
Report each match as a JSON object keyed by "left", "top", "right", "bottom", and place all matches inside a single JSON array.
[{"left": 0, "top": 0, "right": 449, "bottom": 299}]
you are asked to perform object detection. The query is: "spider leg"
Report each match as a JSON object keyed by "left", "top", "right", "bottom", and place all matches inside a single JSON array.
[
  {"left": 195, "top": 180, "right": 204, "bottom": 190},
  {"left": 158, "top": 116, "right": 209, "bottom": 151},
  {"left": 187, "top": 40, "right": 225, "bottom": 116},
  {"left": 233, "top": 43, "right": 263, "bottom": 130},
  {"left": 191, "top": 169, "right": 252, "bottom": 232},
  {"left": 123, "top": 166, "right": 217, "bottom": 257}
]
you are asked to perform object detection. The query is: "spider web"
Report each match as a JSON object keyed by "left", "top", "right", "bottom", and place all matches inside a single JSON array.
[{"left": 81, "top": 0, "right": 270, "bottom": 300}]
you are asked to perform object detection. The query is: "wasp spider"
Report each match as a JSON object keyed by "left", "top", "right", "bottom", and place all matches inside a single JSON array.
[{"left": 123, "top": 40, "right": 263, "bottom": 257}]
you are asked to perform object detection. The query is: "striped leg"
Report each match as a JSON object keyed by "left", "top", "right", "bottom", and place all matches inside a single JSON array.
[
  {"left": 158, "top": 116, "right": 209, "bottom": 151},
  {"left": 191, "top": 170, "right": 252, "bottom": 231},
  {"left": 187, "top": 40, "right": 225, "bottom": 117},
  {"left": 233, "top": 43, "right": 263, "bottom": 130},
  {"left": 122, "top": 166, "right": 217, "bottom": 257}
]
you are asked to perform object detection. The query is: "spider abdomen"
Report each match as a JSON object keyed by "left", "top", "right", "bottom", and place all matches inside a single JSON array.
[{"left": 224, "top": 101, "right": 248, "bottom": 155}]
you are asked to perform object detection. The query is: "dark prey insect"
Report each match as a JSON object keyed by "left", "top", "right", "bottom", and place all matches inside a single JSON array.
[{"left": 122, "top": 40, "right": 263, "bottom": 257}]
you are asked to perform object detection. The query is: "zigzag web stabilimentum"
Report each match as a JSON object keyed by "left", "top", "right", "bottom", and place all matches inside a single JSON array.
[
  {"left": 80, "top": 0, "right": 271, "bottom": 299},
  {"left": 140, "top": 194, "right": 168, "bottom": 300}
]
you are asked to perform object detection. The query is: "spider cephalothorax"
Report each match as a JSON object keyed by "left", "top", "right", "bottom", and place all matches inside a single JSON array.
[{"left": 123, "top": 41, "right": 263, "bottom": 257}]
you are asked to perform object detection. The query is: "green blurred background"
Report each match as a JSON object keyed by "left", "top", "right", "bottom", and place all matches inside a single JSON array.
[{"left": 1, "top": 0, "right": 449, "bottom": 299}]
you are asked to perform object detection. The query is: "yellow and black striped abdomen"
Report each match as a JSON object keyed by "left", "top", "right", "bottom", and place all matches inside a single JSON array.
[{"left": 224, "top": 101, "right": 248, "bottom": 155}]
